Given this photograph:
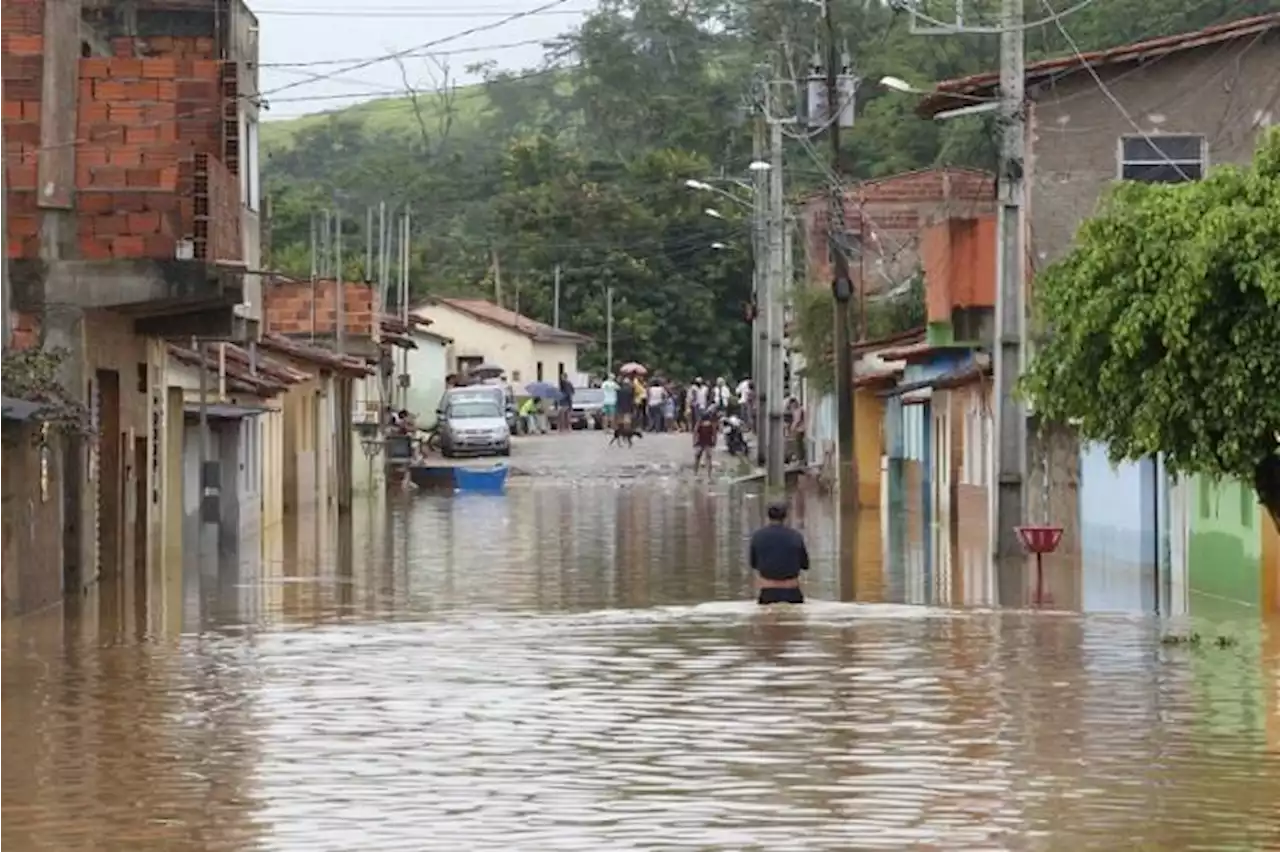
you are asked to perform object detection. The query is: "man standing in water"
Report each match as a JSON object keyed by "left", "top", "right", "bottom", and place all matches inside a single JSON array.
[
  {"left": 692, "top": 410, "right": 717, "bottom": 478},
  {"left": 749, "top": 501, "right": 809, "bottom": 605}
]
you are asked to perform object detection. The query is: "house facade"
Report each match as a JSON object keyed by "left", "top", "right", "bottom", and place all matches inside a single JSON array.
[
  {"left": 2, "top": 0, "right": 262, "bottom": 616},
  {"left": 916, "top": 13, "right": 1280, "bottom": 612},
  {"left": 412, "top": 298, "right": 589, "bottom": 387},
  {"left": 403, "top": 327, "right": 453, "bottom": 426}
]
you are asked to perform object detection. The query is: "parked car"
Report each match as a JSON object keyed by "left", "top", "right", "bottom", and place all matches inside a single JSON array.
[
  {"left": 569, "top": 387, "right": 605, "bottom": 430},
  {"left": 438, "top": 384, "right": 517, "bottom": 433},
  {"left": 439, "top": 397, "right": 511, "bottom": 458}
]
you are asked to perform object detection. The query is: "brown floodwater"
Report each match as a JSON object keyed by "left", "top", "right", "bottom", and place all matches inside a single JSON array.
[{"left": 4, "top": 467, "right": 1280, "bottom": 850}]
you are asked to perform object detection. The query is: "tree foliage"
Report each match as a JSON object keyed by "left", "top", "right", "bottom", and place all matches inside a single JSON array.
[
  {"left": 1022, "top": 128, "right": 1280, "bottom": 527},
  {"left": 1, "top": 348, "right": 93, "bottom": 438},
  {"left": 260, "top": 0, "right": 1275, "bottom": 381},
  {"left": 792, "top": 276, "right": 925, "bottom": 394}
]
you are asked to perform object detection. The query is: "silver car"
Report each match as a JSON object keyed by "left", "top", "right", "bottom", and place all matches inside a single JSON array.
[{"left": 439, "top": 398, "right": 511, "bottom": 458}]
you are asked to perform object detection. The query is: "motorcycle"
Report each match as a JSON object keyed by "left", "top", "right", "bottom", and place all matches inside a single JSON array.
[{"left": 723, "top": 415, "right": 750, "bottom": 457}]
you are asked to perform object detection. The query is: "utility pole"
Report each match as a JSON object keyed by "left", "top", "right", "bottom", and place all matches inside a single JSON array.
[
  {"left": 820, "top": 0, "right": 859, "bottom": 598},
  {"left": 492, "top": 248, "right": 503, "bottom": 307},
  {"left": 335, "top": 205, "right": 345, "bottom": 354},
  {"left": 553, "top": 263, "right": 561, "bottom": 328},
  {"left": 365, "top": 206, "right": 374, "bottom": 282},
  {"left": 605, "top": 286, "right": 614, "bottom": 373},
  {"left": 751, "top": 108, "right": 769, "bottom": 466},
  {"left": 992, "top": 0, "right": 1028, "bottom": 567},
  {"left": 0, "top": 75, "right": 10, "bottom": 347},
  {"left": 401, "top": 206, "right": 412, "bottom": 411},
  {"left": 765, "top": 97, "right": 787, "bottom": 490},
  {"left": 309, "top": 211, "right": 318, "bottom": 341}
]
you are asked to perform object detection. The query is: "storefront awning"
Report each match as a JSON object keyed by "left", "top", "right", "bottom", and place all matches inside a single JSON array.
[{"left": 183, "top": 402, "right": 271, "bottom": 420}]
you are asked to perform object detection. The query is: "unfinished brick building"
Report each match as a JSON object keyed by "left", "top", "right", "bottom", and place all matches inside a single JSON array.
[
  {"left": 1, "top": 0, "right": 262, "bottom": 613},
  {"left": 798, "top": 167, "right": 996, "bottom": 303},
  {"left": 5, "top": 0, "right": 260, "bottom": 332}
]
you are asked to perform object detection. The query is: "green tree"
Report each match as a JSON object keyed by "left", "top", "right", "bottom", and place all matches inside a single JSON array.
[
  {"left": 258, "top": 0, "right": 1271, "bottom": 383},
  {"left": 1022, "top": 128, "right": 1280, "bottom": 528}
]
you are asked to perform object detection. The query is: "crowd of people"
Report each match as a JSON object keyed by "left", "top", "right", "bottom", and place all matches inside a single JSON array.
[
  {"left": 597, "top": 373, "right": 807, "bottom": 462},
  {"left": 598, "top": 375, "right": 754, "bottom": 433}
]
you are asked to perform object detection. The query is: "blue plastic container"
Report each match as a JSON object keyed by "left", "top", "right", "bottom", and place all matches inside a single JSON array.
[{"left": 453, "top": 463, "right": 509, "bottom": 493}]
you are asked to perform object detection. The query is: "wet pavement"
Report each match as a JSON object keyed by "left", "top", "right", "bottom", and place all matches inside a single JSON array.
[{"left": 4, "top": 432, "right": 1280, "bottom": 850}]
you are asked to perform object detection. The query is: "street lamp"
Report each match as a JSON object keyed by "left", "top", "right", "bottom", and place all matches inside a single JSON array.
[
  {"left": 879, "top": 74, "right": 1001, "bottom": 120},
  {"left": 879, "top": 75, "right": 918, "bottom": 94},
  {"left": 684, "top": 178, "right": 713, "bottom": 191},
  {"left": 704, "top": 207, "right": 724, "bottom": 219},
  {"left": 710, "top": 241, "right": 728, "bottom": 250}
]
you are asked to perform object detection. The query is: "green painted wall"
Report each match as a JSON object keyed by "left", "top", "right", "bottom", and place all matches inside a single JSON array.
[{"left": 1187, "top": 475, "right": 1262, "bottom": 617}]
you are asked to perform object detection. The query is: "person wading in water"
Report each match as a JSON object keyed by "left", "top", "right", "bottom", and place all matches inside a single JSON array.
[
  {"left": 692, "top": 410, "right": 717, "bottom": 478},
  {"left": 749, "top": 501, "right": 810, "bottom": 605}
]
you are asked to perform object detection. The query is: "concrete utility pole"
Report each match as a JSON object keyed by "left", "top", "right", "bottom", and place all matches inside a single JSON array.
[
  {"left": 492, "top": 248, "right": 503, "bottom": 307},
  {"left": 765, "top": 85, "right": 787, "bottom": 490},
  {"left": 822, "top": 0, "right": 859, "bottom": 559},
  {"left": 553, "top": 263, "right": 561, "bottom": 328},
  {"left": 751, "top": 110, "right": 769, "bottom": 465},
  {"left": 365, "top": 206, "right": 374, "bottom": 281},
  {"left": 309, "top": 212, "right": 319, "bottom": 340},
  {"left": 605, "top": 286, "right": 614, "bottom": 372},
  {"left": 992, "top": 0, "right": 1027, "bottom": 566},
  {"left": 401, "top": 206, "right": 412, "bottom": 411},
  {"left": 335, "top": 205, "right": 345, "bottom": 355},
  {"left": 0, "top": 74, "right": 9, "bottom": 350}
]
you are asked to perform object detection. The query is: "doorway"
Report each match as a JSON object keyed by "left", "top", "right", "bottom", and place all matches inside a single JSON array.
[
  {"left": 134, "top": 435, "right": 148, "bottom": 631},
  {"left": 96, "top": 369, "right": 121, "bottom": 582}
]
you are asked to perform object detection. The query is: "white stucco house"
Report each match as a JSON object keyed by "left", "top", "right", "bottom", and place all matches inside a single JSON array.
[
  {"left": 404, "top": 325, "right": 454, "bottom": 427},
  {"left": 411, "top": 298, "right": 591, "bottom": 389}
]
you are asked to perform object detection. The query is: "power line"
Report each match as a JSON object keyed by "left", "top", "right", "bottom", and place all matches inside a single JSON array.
[
  {"left": 258, "top": 37, "right": 552, "bottom": 69},
  {"left": 909, "top": 0, "right": 1100, "bottom": 35},
  {"left": 255, "top": 0, "right": 577, "bottom": 100},
  {"left": 253, "top": 6, "right": 588, "bottom": 18}
]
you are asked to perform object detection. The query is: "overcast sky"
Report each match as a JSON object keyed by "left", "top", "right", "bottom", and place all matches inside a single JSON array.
[{"left": 256, "top": 0, "right": 597, "bottom": 120}]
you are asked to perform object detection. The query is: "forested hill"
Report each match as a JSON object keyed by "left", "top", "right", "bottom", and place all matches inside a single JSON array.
[{"left": 260, "top": 0, "right": 1278, "bottom": 378}]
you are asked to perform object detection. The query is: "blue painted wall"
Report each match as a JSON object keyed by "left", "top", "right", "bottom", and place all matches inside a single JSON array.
[{"left": 1079, "top": 444, "right": 1164, "bottom": 612}]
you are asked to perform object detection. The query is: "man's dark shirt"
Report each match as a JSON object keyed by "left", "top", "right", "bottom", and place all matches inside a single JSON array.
[
  {"left": 749, "top": 523, "right": 810, "bottom": 581},
  {"left": 694, "top": 419, "right": 716, "bottom": 448},
  {"left": 559, "top": 378, "right": 574, "bottom": 406}
]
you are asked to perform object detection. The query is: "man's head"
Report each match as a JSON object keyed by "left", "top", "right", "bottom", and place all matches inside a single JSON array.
[{"left": 766, "top": 501, "right": 788, "bottom": 524}]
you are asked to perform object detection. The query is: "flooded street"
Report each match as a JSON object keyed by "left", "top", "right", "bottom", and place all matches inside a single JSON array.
[{"left": 4, "top": 433, "right": 1279, "bottom": 851}]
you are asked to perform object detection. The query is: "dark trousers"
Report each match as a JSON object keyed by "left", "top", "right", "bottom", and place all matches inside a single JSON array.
[{"left": 758, "top": 587, "right": 805, "bottom": 605}]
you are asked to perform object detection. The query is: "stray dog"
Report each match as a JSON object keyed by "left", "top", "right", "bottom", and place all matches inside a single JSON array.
[{"left": 608, "top": 422, "right": 643, "bottom": 447}]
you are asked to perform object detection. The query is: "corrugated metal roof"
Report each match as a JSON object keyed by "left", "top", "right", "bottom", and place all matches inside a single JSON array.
[
  {"left": 919, "top": 13, "right": 1280, "bottom": 117},
  {"left": 182, "top": 403, "right": 272, "bottom": 420}
]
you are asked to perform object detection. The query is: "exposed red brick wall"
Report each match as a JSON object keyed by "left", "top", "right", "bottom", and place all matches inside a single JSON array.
[
  {"left": 264, "top": 279, "right": 380, "bottom": 339},
  {"left": 10, "top": 311, "right": 41, "bottom": 350},
  {"left": 2, "top": 0, "right": 44, "bottom": 258},
  {"left": 0, "top": 0, "right": 44, "bottom": 37},
  {"left": 801, "top": 169, "right": 997, "bottom": 292},
  {"left": 76, "top": 56, "right": 230, "bottom": 261},
  {"left": 110, "top": 35, "right": 217, "bottom": 60},
  {"left": 4, "top": 44, "right": 242, "bottom": 262},
  {"left": 182, "top": 152, "right": 242, "bottom": 263}
]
